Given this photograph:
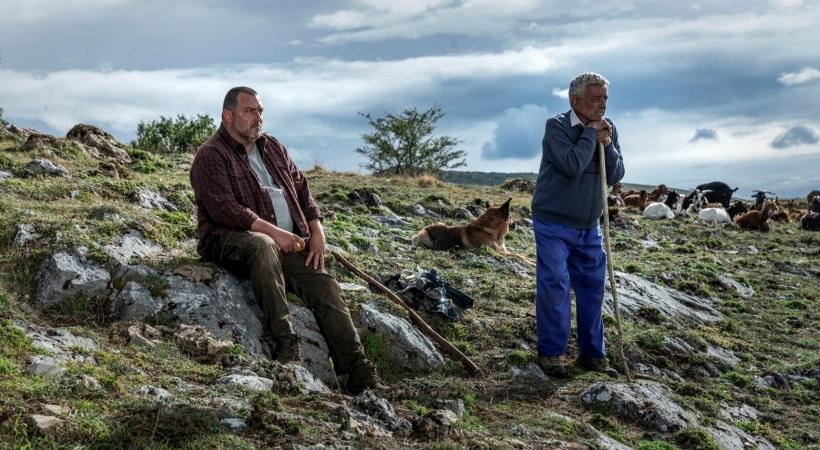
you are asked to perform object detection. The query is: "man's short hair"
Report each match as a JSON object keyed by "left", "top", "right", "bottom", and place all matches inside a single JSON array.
[
  {"left": 568, "top": 73, "right": 609, "bottom": 99},
  {"left": 223, "top": 86, "right": 258, "bottom": 111}
]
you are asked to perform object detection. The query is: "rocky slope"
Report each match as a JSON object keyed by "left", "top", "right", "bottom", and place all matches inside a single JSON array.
[{"left": 0, "top": 123, "right": 817, "bottom": 449}]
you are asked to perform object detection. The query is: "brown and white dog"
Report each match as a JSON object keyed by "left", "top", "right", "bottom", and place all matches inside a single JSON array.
[{"left": 412, "top": 198, "right": 534, "bottom": 264}]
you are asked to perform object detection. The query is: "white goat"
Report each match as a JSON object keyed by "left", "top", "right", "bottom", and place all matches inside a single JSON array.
[
  {"left": 698, "top": 207, "right": 731, "bottom": 224},
  {"left": 644, "top": 202, "right": 674, "bottom": 219},
  {"left": 679, "top": 189, "right": 710, "bottom": 217}
]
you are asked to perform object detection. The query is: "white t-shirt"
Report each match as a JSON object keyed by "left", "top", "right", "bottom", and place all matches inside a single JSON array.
[{"left": 247, "top": 144, "right": 294, "bottom": 233}]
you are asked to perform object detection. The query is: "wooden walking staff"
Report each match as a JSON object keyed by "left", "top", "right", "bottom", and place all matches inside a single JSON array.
[
  {"left": 598, "top": 141, "right": 633, "bottom": 382},
  {"left": 330, "top": 250, "right": 483, "bottom": 378}
]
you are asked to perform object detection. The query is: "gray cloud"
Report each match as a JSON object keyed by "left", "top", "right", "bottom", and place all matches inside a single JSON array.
[
  {"left": 481, "top": 104, "right": 548, "bottom": 160},
  {"left": 690, "top": 128, "right": 718, "bottom": 142},
  {"left": 771, "top": 125, "right": 818, "bottom": 149}
]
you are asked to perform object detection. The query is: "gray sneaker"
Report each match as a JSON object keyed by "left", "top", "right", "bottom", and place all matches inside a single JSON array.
[
  {"left": 274, "top": 334, "right": 301, "bottom": 363},
  {"left": 537, "top": 355, "right": 568, "bottom": 377},
  {"left": 575, "top": 357, "right": 619, "bottom": 378}
]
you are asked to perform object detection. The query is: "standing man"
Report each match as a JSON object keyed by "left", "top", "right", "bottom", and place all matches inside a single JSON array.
[
  {"left": 190, "top": 86, "right": 383, "bottom": 394},
  {"left": 531, "top": 73, "right": 625, "bottom": 377}
]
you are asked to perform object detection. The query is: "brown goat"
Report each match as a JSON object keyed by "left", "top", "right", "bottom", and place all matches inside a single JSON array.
[
  {"left": 735, "top": 202, "right": 776, "bottom": 231},
  {"left": 624, "top": 190, "right": 648, "bottom": 210}
]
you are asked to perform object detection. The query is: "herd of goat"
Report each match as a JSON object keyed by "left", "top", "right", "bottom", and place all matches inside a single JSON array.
[{"left": 607, "top": 181, "right": 820, "bottom": 232}]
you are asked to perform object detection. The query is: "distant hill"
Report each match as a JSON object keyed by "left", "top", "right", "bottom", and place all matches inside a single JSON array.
[{"left": 440, "top": 170, "right": 678, "bottom": 194}]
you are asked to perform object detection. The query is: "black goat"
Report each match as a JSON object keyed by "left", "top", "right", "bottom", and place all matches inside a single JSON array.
[
  {"left": 801, "top": 212, "right": 820, "bottom": 231},
  {"left": 726, "top": 201, "right": 749, "bottom": 220},
  {"left": 752, "top": 190, "right": 774, "bottom": 210},
  {"left": 810, "top": 195, "right": 820, "bottom": 214},
  {"left": 663, "top": 191, "right": 680, "bottom": 210},
  {"left": 682, "top": 181, "right": 738, "bottom": 209}
]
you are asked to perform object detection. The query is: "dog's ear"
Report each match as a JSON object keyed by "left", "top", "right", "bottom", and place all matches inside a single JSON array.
[{"left": 501, "top": 198, "right": 512, "bottom": 215}]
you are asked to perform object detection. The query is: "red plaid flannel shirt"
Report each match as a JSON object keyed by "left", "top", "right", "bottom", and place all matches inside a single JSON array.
[{"left": 189, "top": 124, "right": 321, "bottom": 257}]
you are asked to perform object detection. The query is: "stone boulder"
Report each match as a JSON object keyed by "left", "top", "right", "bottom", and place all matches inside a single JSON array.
[
  {"left": 103, "top": 230, "right": 162, "bottom": 265},
  {"left": 34, "top": 249, "right": 110, "bottom": 310},
  {"left": 604, "top": 272, "right": 723, "bottom": 324},
  {"left": 24, "top": 159, "right": 69, "bottom": 178},
  {"left": 14, "top": 320, "right": 98, "bottom": 379},
  {"left": 358, "top": 302, "right": 445, "bottom": 373},
  {"left": 270, "top": 362, "right": 330, "bottom": 395},
  {"left": 0, "top": 169, "right": 13, "bottom": 180},
  {"left": 14, "top": 223, "right": 41, "bottom": 246},
  {"left": 706, "top": 420, "right": 775, "bottom": 450},
  {"left": 580, "top": 380, "right": 698, "bottom": 433},
  {"left": 131, "top": 188, "right": 178, "bottom": 211},
  {"left": 21, "top": 132, "right": 63, "bottom": 152},
  {"left": 290, "top": 304, "right": 335, "bottom": 385},
  {"left": 66, "top": 124, "right": 132, "bottom": 163}
]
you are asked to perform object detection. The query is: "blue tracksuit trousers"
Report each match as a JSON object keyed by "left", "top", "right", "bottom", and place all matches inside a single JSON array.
[{"left": 534, "top": 219, "right": 607, "bottom": 359}]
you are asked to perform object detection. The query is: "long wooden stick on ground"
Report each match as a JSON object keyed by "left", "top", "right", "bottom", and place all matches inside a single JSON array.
[
  {"left": 331, "top": 250, "right": 483, "bottom": 378},
  {"left": 598, "top": 141, "right": 633, "bottom": 382}
]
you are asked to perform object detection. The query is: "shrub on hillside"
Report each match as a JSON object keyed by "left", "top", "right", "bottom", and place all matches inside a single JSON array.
[
  {"left": 132, "top": 114, "right": 215, "bottom": 154},
  {"left": 0, "top": 107, "right": 7, "bottom": 127}
]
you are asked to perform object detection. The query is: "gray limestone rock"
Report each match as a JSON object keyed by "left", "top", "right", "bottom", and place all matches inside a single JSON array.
[
  {"left": 412, "top": 204, "right": 427, "bottom": 215},
  {"left": 604, "top": 272, "right": 723, "bottom": 324},
  {"left": 112, "top": 281, "right": 165, "bottom": 321},
  {"left": 218, "top": 374, "right": 274, "bottom": 393},
  {"left": 719, "top": 404, "right": 760, "bottom": 422},
  {"left": 358, "top": 302, "right": 445, "bottom": 373},
  {"left": 15, "top": 320, "right": 98, "bottom": 380},
  {"left": 580, "top": 380, "right": 699, "bottom": 433},
  {"left": 220, "top": 417, "right": 247, "bottom": 430},
  {"left": 706, "top": 420, "right": 775, "bottom": 450},
  {"left": 66, "top": 123, "right": 132, "bottom": 163},
  {"left": 0, "top": 169, "right": 13, "bottom": 180},
  {"left": 25, "top": 159, "right": 69, "bottom": 177},
  {"left": 509, "top": 362, "right": 548, "bottom": 381},
  {"left": 133, "top": 188, "right": 178, "bottom": 211},
  {"left": 14, "top": 224, "right": 40, "bottom": 246},
  {"left": 289, "top": 304, "right": 335, "bottom": 385},
  {"left": 29, "top": 415, "right": 65, "bottom": 436},
  {"left": 34, "top": 250, "right": 111, "bottom": 310},
  {"left": 103, "top": 231, "right": 162, "bottom": 265},
  {"left": 135, "top": 385, "right": 174, "bottom": 402},
  {"left": 164, "top": 274, "right": 266, "bottom": 357},
  {"left": 352, "top": 390, "right": 411, "bottom": 432},
  {"left": 270, "top": 362, "right": 330, "bottom": 395},
  {"left": 718, "top": 274, "right": 755, "bottom": 298},
  {"left": 706, "top": 344, "right": 740, "bottom": 367}
]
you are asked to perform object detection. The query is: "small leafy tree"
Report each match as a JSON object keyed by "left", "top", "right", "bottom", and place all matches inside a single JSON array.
[
  {"left": 0, "top": 107, "right": 7, "bottom": 127},
  {"left": 132, "top": 114, "right": 215, "bottom": 153},
  {"left": 356, "top": 105, "right": 466, "bottom": 177}
]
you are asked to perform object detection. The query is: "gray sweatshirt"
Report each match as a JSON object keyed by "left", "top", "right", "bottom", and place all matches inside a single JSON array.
[{"left": 531, "top": 110, "right": 625, "bottom": 229}]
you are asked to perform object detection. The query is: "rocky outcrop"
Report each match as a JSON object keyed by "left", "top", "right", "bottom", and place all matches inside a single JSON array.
[
  {"left": 131, "top": 188, "right": 178, "bottom": 211},
  {"left": 580, "top": 380, "right": 698, "bottom": 432},
  {"left": 604, "top": 272, "right": 723, "bottom": 324},
  {"left": 14, "top": 320, "right": 98, "bottom": 379},
  {"left": 24, "top": 159, "right": 69, "bottom": 178},
  {"left": 358, "top": 302, "right": 445, "bottom": 373},
  {"left": 66, "top": 123, "right": 132, "bottom": 163},
  {"left": 34, "top": 248, "right": 110, "bottom": 310},
  {"left": 103, "top": 230, "right": 162, "bottom": 265}
]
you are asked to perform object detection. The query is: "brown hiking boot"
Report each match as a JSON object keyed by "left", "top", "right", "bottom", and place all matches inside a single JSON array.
[
  {"left": 575, "top": 357, "right": 619, "bottom": 378},
  {"left": 537, "top": 355, "right": 568, "bottom": 377},
  {"left": 274, "top": 334, "right": 301, "bottom": 363},
  {"left": 344, "top": 360, "right": 386, "bottom": 395}
]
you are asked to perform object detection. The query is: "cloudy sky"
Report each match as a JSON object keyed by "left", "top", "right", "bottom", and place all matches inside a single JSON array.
[{"left": 1, "top": 0, "right": 819, "bottom": 197}]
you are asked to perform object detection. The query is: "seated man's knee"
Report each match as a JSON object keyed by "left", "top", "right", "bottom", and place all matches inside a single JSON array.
[{"left": 246, "top": 232, "right": 278, "bottom": 258}]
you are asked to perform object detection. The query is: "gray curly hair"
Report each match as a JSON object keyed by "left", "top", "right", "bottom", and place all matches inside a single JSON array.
[{"left": 568, "top": 72, "right": 609, "bottom": 99}]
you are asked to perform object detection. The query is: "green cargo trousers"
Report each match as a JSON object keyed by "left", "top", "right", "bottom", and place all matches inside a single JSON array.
[{"left": 205, "top": 230, "right": 366, "bottom": 374}]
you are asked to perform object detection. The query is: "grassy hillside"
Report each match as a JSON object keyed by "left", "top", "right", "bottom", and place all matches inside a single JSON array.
[{"left": 0, "top": 127, "right": 817, "bottom": 449}]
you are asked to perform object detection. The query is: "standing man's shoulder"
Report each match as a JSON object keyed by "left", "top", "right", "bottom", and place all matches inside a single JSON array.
[{"left": 546, "top": 111, "right": 572, "bottom": 128}]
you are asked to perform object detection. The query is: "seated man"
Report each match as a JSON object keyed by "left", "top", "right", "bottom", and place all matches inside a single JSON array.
[{"left": 190, "top": 86, "right": 382, "bottom": 394}]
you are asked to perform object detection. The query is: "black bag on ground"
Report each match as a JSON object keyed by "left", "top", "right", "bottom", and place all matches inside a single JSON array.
[{"left": 375, "top": 268, "right": 474, "bottom": 321}]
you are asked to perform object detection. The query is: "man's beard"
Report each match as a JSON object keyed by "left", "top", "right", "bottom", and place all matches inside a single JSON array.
[{"left": 238, "top": 123, "right": 262, "bottom": 141}]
